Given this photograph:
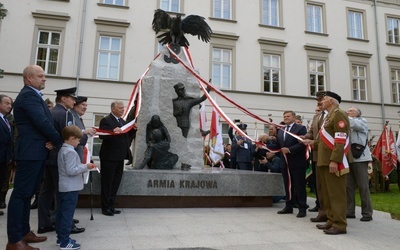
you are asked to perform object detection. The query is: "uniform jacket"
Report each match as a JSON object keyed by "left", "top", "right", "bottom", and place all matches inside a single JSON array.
[
  {"left": 305, "top": 111, "right": 326, "bottom": 161},
  {"left": 13, "top": 86, "right": 62, "bottom": 161},
  {"left": 57, "top": 143, "right": 88, "bottom": 192},
  {"left": 0, "top": 115, "right": 12, "bottom": 163},
  {"left": 46, "top": 103, "right": 74, "bottom": 166},
  {"left": 232, "top": 134, "right": 254, "bottom": 163},
  {"left": 276, "top": 123, "right": 307, "bottom": 169},
  {"left": 99, "top": 113, "right": 130, "bottom": 161},
  {"left": 316, "top": 107, "right": 353, "bottom": 167},
  {"left": 70, "top": 109, "right": 89, "bottom": 162},
  {"left": 349, "top": 116, "right": 372, "bottom": 162}
]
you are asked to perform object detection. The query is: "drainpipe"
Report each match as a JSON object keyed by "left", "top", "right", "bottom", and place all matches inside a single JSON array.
[
  {"left": 76, "top": 0, "right": 88, "bottom": 95},
  {"left": 374, "top": 0, "right": 386, "bottom": 125}
]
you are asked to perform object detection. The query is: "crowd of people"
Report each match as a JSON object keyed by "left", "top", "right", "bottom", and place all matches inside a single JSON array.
[
  {"left": 0, "top": 64, "right": 383, "bottom": 249},
  {"left": 1, "top": 65, "right": 134, "bottom": 250},
  {"left": 208, "top": 90, "right": 376, "bottom": 235}
]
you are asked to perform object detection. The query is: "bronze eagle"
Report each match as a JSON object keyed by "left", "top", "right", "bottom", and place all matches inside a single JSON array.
[{"left": 152, "top": 9, "right": 212, "bottom": 47}]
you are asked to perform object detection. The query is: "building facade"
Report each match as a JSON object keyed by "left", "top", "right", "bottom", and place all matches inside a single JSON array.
[{"left": 1, "top": 0, "right": 400, "bottom": 156}]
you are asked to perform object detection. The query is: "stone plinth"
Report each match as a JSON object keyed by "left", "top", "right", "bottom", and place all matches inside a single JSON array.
[{"left": 78, "top": 168, "right": 285, "bottom": 208}]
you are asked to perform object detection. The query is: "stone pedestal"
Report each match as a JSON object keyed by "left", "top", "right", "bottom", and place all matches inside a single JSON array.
[
  {"left": 132, "top": 47, "right": 204, "bottom": 170},
  {"left": 78, "top": 168, "right": 285, "bottom": 208}
]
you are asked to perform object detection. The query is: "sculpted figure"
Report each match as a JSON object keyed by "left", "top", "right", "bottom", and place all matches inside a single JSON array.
[
  {"left": 135, "top": 115, "right": 178, "bottom": 169},
  {"left": 172, "top": 82, "right": 210, "bottom": 138}
]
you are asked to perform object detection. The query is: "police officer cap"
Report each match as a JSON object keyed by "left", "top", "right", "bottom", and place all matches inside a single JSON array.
[
  {"left": 54, "top": 87, "right": 77, "bottom": 98},
  {"left": 324, "top": 91, "right": 341, "bottom": 103},
  {"left": 174, "top": 82, "right": 185, "bottom": 90},
  {"left": 238, "top": 123, "right": 247, "bottom": 130},
  {"left": 75, "top": 96, "right": 87, "bottom": 105}
]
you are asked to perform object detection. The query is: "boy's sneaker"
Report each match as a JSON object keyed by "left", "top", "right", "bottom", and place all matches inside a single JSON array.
[
  {"left": 59, "top": 239, "right": 80, "bottom": 250},
  {"left": 57, "top": 239, "right": 76, "bottom": 246}
]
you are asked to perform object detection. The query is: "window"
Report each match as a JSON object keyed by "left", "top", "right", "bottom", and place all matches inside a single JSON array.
[
  {"left": 261, "top": 0, "right": 279, "bottom": 26},
  {"left": 391, "top": 69, "right": 400, "bottom": 104},
  {"left": 35, "top": 31, "right": 61, "bottom": 75},
  {"left": 309, "top": 60, "right": 326, "bottom": 96},
  {"left": 213, "top": 0, "right": 232, "bottom": 19},
  {"left": 212, "top": 48, "right": 232, "bottom": 89},
  {"left": 352, "top": 65, "right": 367, "bottom": 101},
  {"left": 221, "top": 123, "right": 230, "bottom": 146},
  {"left": 306, "top": 3, "right": 323, "bottom": 33},
  {"left": 104, "top": 0, "right": 124, "bottom": 6},
  {"left": 160, "top": 0, "right": 179, "bottom": 12},
  {"left": 91, "top": 114, "right": 107, "bottom": 157},
  {"left": 96, "top": 36, "right": 122, "bottom": 80},
  {"left": 387, "top": 17, "right": 400, "bottom": 44},
  {"left": 348, "top": 10, "right": 364, "bottom": 39},
  {"left": 263, "top": 54, "right": 280, "bottom": 93}
]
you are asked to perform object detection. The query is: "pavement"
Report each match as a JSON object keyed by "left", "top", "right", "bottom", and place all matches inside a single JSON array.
[{"left": 0, "top": 196, "right": 399, "bottom": 250}]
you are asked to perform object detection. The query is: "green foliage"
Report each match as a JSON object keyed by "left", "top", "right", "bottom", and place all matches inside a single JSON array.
[{"left": 0, "top": 3, "right": 6, "bottom": 20}]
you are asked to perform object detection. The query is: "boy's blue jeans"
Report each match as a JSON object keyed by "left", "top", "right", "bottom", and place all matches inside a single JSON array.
[{"left": 56, "top": 191, "right": 79, "bottom": 245}]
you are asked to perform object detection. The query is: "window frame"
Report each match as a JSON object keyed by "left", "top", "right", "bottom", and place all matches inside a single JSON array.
[
  {"left": 347, "top": 50, "right": 372, "bottom": 102},
  {"left": 262, "top": 53, "right": 281, "bottom": 94},
  {"left": 103, "top": 0, "right": 125, "bottom": 6},
  {"left": 212, "top": 0, "right": 235, "bottom": 20},
  {"left": 351, "top": 64, "right": 368, "bottom": 101},
  {"left": 305, "top": 1, "right": 326, "bottom": 34},
  {"left": 347, "top": 8, "right": 367, "bottom": 40},
  {"left": 304, "top": 44, "right": 331, "bottom": 97},
  {"left": 35, "top": 30, "right": 62, "bottom": 75},
  {"left": 96, "top": 36, "right": 122, "bottom": 81},
  {"left": 91, "top": 113, "right": 108, "bottom": 158},
  {"left": 159, "top": 0, "right": 181, "bottom": 13},
  {"left": 386, "top": 15, "right": 400, "bottom": 45},
  {"left": 260, "top": 0, "right": 281, "bottom": 27},
  {"left": 391, "top": 68, "right": 400, "bottom": 104},
  {"left": 308, "top": 59, "right": 326, "bottom": 97},
  {"left": 212, "top": 47, "right": 233, "bottom": 90}
]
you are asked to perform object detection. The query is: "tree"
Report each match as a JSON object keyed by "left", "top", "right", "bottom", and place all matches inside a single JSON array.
[{"left": 0, "top": 3, "right": 6, "bottom": 20}]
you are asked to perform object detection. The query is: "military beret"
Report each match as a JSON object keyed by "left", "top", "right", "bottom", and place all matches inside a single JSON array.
[
  {"left": 324, "top": 91, "right": 341, "bottom": 103},
  {"left": 237, "top": 123, "right": 247, "bottom": 130},
  {"left": 174, "top": 82, "right": 185, "bottom": 90},
  {"left": 75, "top": 96, "right": 87, "bottom": 105}
]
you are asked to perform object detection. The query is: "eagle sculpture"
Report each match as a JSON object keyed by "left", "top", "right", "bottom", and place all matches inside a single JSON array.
[{"left": 152, "top": 9, "right": 212, "bottom": 47}]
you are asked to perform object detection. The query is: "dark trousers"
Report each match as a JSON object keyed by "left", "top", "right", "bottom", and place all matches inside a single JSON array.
[
  {"left": 101, "top": 160, "right": 124, "bottom": 211},
  {"left": 0, "top": 161, "right": 7, "bottom": 203},
  {"left": 38, "top": 164, "right": 59, "bottom": 228},
  {"left": 7, "top": 160, "right": 45, "bottom": 243},
  {"left": 311, "top": 161, "right": 320, "bottom": 207},
  {"left": 281, "top": 165, "right": 308, "bottom": 211},
  {"left": 237, "top": 162, "right": 252, "bottom": 171},
  {"left": 56, "top": 191, "right": 78, "bottom": 246}
]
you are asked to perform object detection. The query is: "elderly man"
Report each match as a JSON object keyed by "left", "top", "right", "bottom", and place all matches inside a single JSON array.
[
  {"left": 346, "top": 106, "right": 373, "bottom": 222},
  {"left": 7, "top": 65, "right": 62, "bottom": 250},
  {"left": 99, "top": 101, "right": 132, "bottom": 216},
  {"left": 306, "top": 91, "right": 351, "bottom": 235}
]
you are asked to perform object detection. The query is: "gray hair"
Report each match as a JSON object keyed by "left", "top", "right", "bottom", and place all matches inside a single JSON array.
[
  {"left": 350, "top": 106, "right": 362, "bottom": 117},
  {"left": 111, "top": 100, "right": 124, "bottom": 110}
]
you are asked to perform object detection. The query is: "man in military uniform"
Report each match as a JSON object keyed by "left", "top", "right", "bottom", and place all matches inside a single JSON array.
[{"left": 304, "top": 91, "right": 351, "bottom": 235}]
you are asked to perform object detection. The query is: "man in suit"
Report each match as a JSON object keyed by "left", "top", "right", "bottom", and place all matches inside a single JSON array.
[
  {"left": 0, "top": 94, "right": 13, "bottom": 216},
  {"left": 276, "top": 110, "right": 308, "bottom": 218},
  {"left": 99, "top": 100, "right": 132, "bottom": 216},
  {"left": 311, "top": 91, "right": 351, "bottom": 235},
  {"left": 70, "top": 96, "right": 96, "bottom": 162},
  {"left": 7, "top": 65, "right": 62, "bottom": 250},
  {"left": 38, "top": 87, "right": 85, "bottom": 235}
]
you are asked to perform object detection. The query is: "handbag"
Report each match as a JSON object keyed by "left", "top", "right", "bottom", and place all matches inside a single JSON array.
[{"left": 351, "top": 138, "right": 367, "bottom": 159}]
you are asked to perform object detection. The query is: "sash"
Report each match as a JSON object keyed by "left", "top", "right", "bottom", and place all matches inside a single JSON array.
[{"left": 320, "top": 127, "right": 350, "bottom": 176}]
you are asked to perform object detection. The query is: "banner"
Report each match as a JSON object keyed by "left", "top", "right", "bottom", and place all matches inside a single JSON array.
[
  {"left": 209, "top": 108, "right": 224, "bottom": 165},
  {"left": 372, "top": 126, "right": 397, "bottom": 176}
]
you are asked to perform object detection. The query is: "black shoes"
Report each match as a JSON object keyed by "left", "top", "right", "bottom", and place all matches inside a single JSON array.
[
  {"left": 0, "top": 210, "right": 4, "bottom": 216},
  {"left": 277, "top": 207, "right": 293, "bottom": 214},
  {"left": 73, "top": 218, "right": 80, "bottom": 224},
  {"left": 0, "top": 201, "right": 6, "bottom": 209},
  {"left": 37, "top": 225, "right": 56, "bottom": 234},
  {"left": 346, "top": 214, "right": 356, "bottom": 219},
  {"left": 360, "top": 216, "right": 373, "bottom": 222},
  {"left": 71, "top": 226, "right": 85, "bottom": 234},
  {"left": 296, "top": 211, "right": 306, "bottom": 218},
  {"left": 30, "top": 199, "right": 38, "bottom": 210},
  {"left": 308, "top": 206, "right": 319, "bottom": 212},
  {"left": 111, "top": 208, "right": 121, "bottom": 214},
  {"left": 102, "top": 209, "right": 114, "bottom": 216}
]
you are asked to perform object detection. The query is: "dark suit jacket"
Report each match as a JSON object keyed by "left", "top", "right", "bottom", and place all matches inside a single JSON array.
[
  {"left": 276, "top": 123, "right": 307, "bottom": 169},
  {"left": 13, "top": 86, "right": 62, "bottom": 161},
  {"left": 99, "top": 113, "right": 130, "bottom": 161},
  {"left": 70, "top": 109, "right": 89, "bottom": 162},
  {"left": 0, "top": 116, "right": 12, "bottom": 163}
]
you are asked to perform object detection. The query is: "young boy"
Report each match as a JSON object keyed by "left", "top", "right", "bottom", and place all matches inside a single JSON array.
[{"left": 57, "top": 125, "right": 95, "bottom": 250}]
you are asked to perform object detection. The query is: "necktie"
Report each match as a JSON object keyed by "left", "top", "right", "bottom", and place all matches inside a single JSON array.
[
  {"left": 3, "top": 117, "right": 10, "bottom": 131},
  {"left": 80, "top": 117, "right": 85, "bottom": 129},
  {"left": 118, "top": 118, "right": 123, "bottom": 127},
  {"left": 284, "top": 125, "right": 290, "bottom": 140},
  {"left": 318, "top": 112, "right": 325, "bottom": 129}
]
